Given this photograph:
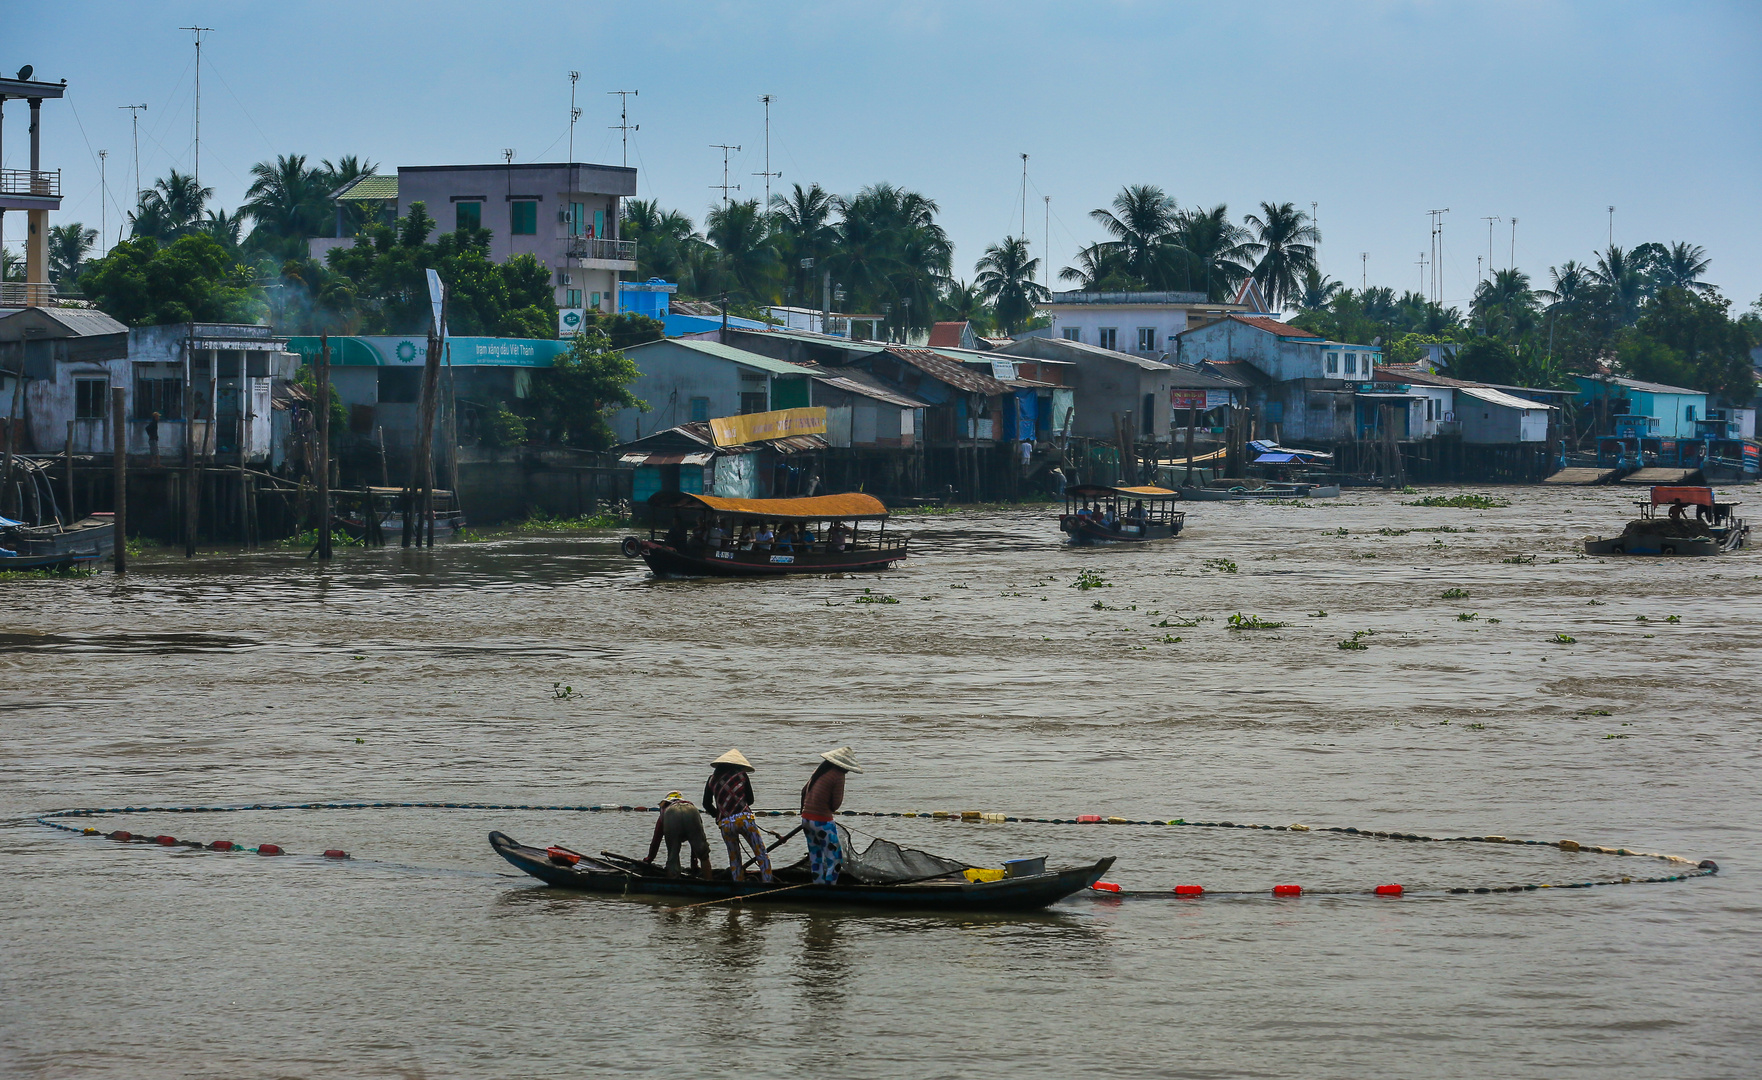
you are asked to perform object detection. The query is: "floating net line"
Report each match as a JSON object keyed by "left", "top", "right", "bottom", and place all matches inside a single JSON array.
[{"left": 32, "top": 801, "right": 1719, "bottom": 899}]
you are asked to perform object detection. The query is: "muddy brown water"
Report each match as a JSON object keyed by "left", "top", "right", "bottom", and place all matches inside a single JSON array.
[{"left": 3, "top": 487, "right": 1758, "bottom": 1078}]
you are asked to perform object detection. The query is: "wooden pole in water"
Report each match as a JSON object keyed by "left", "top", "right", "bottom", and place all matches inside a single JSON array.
[
  {"left": 1, "top": 355, "right": 22, "bottom": 517},
  {"left": 406, "top": 298, "right": 445, "bottom": 548},
  {"left": 317, "top": 334, "right": 333, "bottom": 561},
  {"left": 1182, "top": 406, "right": 1197, "bottom": 487},
  {"left": 65, "top": 419, "right": 76, "bottom": 523},
  {"left": 184, "top": 338, "right": 198, "bottom": 557},
  {"left": 111, "top": 386, "right": 127, "bottom": 574}
]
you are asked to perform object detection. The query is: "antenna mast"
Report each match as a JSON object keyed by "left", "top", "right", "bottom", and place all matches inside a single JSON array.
[
  {"left": 754, "top": 95, "right": 781, "bottom": 210},
  {"left": 120, "top": 104, "right": 146, "bottom": 209},
  {"left": 608, "top": 90, "right": 638, "bottom": 168},
  {"left": 1426, "top": 209, "right": 1449, "bottom": 304},
  {"left": 1360, "top": 251, "right": 1367, "bottom": 292},
  {"left": 98, "top": 150, "right": 108, "bottom": 255},
  {"left": 1481, "top": 216, "right": 1500, "bottom": 285},
  {"left": 180, "top": 27, "right": 213, "bottom": 189},
  {"left": 1043, "top": 195, "right": 1051, "bottom": 287},
  {"left": 567, "top": 72, "right": 581, "bottom": 163},
  {"left": 1019, "top": 153, "right": 1028, "bottom": 238},
  {"left": 710, "top": 144, "right": 741, "bottom": 206}
]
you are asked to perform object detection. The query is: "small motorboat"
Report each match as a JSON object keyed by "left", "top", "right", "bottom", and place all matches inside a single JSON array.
[
  {"left": 1177, "top": 483, "right": 1340, "bottom": 501},
  {"left": 490, "top": 831, "right": 1113, "bottom": 912},
  {"left": 0, "top": 512, "right": 114, "bottom": 571},
  {"left": 1060, "top": 485, "right": 1185, "bottom": 544},
  {"left": 1584, "top": 485, "right": 1748, "bottom": 557},
  {"left": 623, "top": 491, "right": 908, "bottom": 577}
]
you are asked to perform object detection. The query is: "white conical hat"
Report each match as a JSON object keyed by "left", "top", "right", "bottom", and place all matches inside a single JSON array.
[
  {"left": 821, "top": 746, "right": 863, "bottom": 773},
  {"left": 712, "top": 748, "right": 753, "bottom": 770}
]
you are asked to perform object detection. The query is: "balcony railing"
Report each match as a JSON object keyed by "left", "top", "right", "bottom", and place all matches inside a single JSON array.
[
  {"left": 565, "top": 236, "right": 637, "bottom": 263},
  {"left": 0, "top": 281, "right": 56, "bottom": 307},
  {"left": 0, "top": 169, "right": 61, "bottom": 197}
]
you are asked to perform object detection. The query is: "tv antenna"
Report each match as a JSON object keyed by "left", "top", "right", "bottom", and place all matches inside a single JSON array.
[
  {"left": 1481, "top": 216, "right": 1500, "bottom": 284},
  {"left": 1020, "top": 153, "right": 1029, "bottom": 238},
  {"left": 567, "top": 72, "right": 581, "bottom": 162},
  {"left": 1360, "top": 251, "right": 1367, "bottom": 292},
  {"left": 1607, "top": 205, "right": 1615, "bottom": 247},
  {"left": 754, "top": 95, "right": 781, "bottom": 210},
  {"left": 609, "top": 90, "right": 638, "bottom": 168},
  {"left": 1510, "top": 217, "right": 1518, "bottom": 269},
  {"left": 98, "top": 150, "right": 108, "bottom": 254},
  {"left": 711, "top": 144, "right": 741, "bottom": 206},
  {"left": 119, "top": 104, "right": 146, "bottom": 206},
  {"left": 179, "top": 27, "right": 214, "bottom": 189},
  {"left": 1425, "top": 209, "right": 1449, "bottom": 304}
]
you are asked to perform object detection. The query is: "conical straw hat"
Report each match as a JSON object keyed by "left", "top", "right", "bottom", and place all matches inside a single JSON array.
[
  {"left": 712, "top": 748, "right": 753, "bottom": 770},
  {"left": 820, "top": 746, "right": 863, "bottom": 773}
]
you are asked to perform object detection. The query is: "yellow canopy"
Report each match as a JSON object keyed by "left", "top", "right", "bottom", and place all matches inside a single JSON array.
[{"left": 649, "top": 491, "right": 890, "bottom": 522}]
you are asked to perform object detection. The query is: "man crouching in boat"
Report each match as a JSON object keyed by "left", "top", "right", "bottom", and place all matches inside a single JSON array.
[
  {"left": 644, "top": 792, "right": 712, "bottom": 879},
  {"left": 704, "top": 749, "right": 774, "bottom": 883},
  {"left": 800, "top": 747, "right": 862, "bottom": 884}
]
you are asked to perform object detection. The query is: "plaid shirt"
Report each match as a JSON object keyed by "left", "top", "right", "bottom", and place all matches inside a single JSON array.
[{"left": 704, "top": 769, "right": 753, "bottom": 820}]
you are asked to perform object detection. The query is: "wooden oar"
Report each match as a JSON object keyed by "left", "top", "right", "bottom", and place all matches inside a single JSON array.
[
  {"left": 672, "top": 881, "right": 815, "bottom": 911},
  {"left": 742, "top": 824, "right": 803, "bottom": 871}
]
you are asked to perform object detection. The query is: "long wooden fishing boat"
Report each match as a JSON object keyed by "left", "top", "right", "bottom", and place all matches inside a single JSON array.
[
  {"left": 1177, "top": 482, "right": 1340, "bottom": 501},
  {"left": 623, "top": 491, "right": 907, "bottom": 577},
  {"left": 1060, "top": 485, "right": 1185, "bottom": 544},
  {"left": 0, "top": 512, "right": 114, "bottom": 571},
  {"left": 1584, "top": 485, "right": 1747, "bottom": 557},
  {"left": 489, "top": 831, "right": 1113, "bottom": 912}
]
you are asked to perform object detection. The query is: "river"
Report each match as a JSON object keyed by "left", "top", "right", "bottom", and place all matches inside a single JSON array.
[{"left": 3, "top": 486, "right": 1757, "bottom": 1078}]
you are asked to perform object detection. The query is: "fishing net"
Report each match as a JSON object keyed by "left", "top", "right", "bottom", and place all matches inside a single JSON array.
[{"left": 838, "top": 826, "right": 971, "bottom": 884}]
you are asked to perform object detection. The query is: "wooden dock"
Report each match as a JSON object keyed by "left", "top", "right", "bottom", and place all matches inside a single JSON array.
[
  {"left": 1620, "top": 467, "right": 1702, "bottom": 485},
  {"left": 1543, "top": 466, "right": 1621, "bottom": 485}
]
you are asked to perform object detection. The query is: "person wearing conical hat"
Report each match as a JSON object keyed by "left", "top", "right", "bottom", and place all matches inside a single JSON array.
[
  {"left": 799, "top": 747, "right": 862, "bottom": 885},
  {"left": 703, "top": 749, "right": 772, "bottom": 883},
  {"left": 644, "top": 791, "right": 711, "bottom": 879}
]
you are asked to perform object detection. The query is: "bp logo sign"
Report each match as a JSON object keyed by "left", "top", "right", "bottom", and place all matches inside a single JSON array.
[{"left": 396, "top": 340, "right": 419, "bottom": 363}]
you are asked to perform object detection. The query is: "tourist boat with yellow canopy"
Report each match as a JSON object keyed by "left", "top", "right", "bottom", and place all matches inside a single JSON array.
[
  {"left": 622, "top": 491, "right": 908, "bottom": 576},
  {"left": 1060, "top": 485, "right": 1186, "bottom": 544}
]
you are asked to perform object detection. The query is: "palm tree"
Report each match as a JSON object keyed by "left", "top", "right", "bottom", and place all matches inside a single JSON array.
[
  {"left": 1539, "top": 260, "right": 1590, "bottom": 311},
  {"left": 1169, "top": 204, "right": 1252, "bottom": 300},
  {"left": 130, "top": 170, "right": 211, "bottom": 239},
  {"left": 1588, "top": 245, "right": 1648, "bottom": 327},
  {"left": 1470, "top": 267, "right": 1538, "bottom": 340},
  {"left": 974, "top": 236, "right": 1050, "bottom": 335},
  {"left": 203, "top": 209, "right": 244, "bottom": 254},
  {"left": 1291, "top": 266, "right": 1343, "bottom": 313},
  {"left": 940, "top": 278, "right": 993, "bottom": 332},
  {"left": 769, "top": 182, "right": 836, "bottom": 304},
  {"left": 321, "top": 155, "right": 381, "bottom": 234},
  {"left": 242, "top": 154, "right": 328, "bottom": 255},
  {"left": 1645, "top": 241, "right": 1714, "bottom": 295},
  {"left": 1059, "top": 242, "right": 1137, "bottom": 290},
  {"left": 622, "top": 199, "right": 710, "bottom": 293},
  {"left": 830, "top": 183, "right": 951, "bottom": 334},
  {"left": 1241, "top": 201, "right": 1320, "bottom": 313},
  {"left": 1361, "top": 286, "right": 1399, "bottom": 324},
  {"left": 47, "top": 223, "right": 98, "bottom": 282},
  {"left": 705, "top": 198, "right": 777, "bottom": 304},
  {"left": 1087, "top": 184, "right": 1180, "bottom": 287}
]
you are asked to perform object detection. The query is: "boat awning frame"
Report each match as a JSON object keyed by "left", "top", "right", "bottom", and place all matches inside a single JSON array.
[
  {"left": 648, "top": 491, "right": 890, "bottom": 522},
  {"left": 1064, "top": 485, "right": 1180, "bottom": 500}
]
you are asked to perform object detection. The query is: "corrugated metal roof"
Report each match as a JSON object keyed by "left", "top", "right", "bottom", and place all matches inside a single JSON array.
[
  {"left": 1459, "top": 386, "right": 1558, "bottom": 411},
  {"left": 1180, "top": 314, "right": 1326, "bottom": 341},
  {"left": 631, "top": 337, "right": 820, "bottom": 377},
  {"left": 887, "top": 347, "right": 1010, "bottom": 395},
  {"left": 334, "top": 174, "right": 398, "bottom": 202},
  {"left": 1599, "top": 374, "right": 1704, "bottom": 396},
  {"left": 732, "top": 326, "right": 891, "bottom": 354},
  {"left": 0, "top": 307, "right": 129, "bottom": 338},
  {"left": 812, "top": 372, "right": 930, "bottom": 409},
  {"left": 998, "top": 335, "right": 1174, "bottom": 372}
]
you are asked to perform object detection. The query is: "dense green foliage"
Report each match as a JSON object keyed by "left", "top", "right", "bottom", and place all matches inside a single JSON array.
[
  {"left": 526, "top": 330, "right": 650, "bottom": 449},
  {"left": 78, "top": 234, "right": 264, "bottom": 326}
]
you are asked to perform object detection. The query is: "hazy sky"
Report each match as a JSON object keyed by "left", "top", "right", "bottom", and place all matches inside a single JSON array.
[{"left": 8, "top": 1, "right": 1760, "bottom": 312}]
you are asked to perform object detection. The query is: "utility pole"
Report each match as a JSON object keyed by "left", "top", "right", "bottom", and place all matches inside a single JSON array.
[
  {"left": 180, "top": 27, "right": 213, "bottom": 190},
  {"left": 609, "top": 90, "right": 638, "bottom": 168},
  {"left": 710, "top": 144, "right": 741, "bottom": 206},
  {"left": 1482, "top": 216, "right": 1500, "bottom": 284},
  {"left": 754, "top": 95, "right": 780, "bottom": 210},
  {"left": 120, "top": 104, "right": 146, "bottom": 218}
]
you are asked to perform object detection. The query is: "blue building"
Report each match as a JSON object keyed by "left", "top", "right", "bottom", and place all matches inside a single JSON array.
[{"left": 1573, "top": 375, "right": 1708, "bottom": 439}]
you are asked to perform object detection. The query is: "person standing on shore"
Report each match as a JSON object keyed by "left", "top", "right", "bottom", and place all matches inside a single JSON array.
[
  {"left": 799, "top": 747, "right": 862, "bottom": 884},
  {"left": 703, "top": 749, "right": 772, "bottom": 883}
]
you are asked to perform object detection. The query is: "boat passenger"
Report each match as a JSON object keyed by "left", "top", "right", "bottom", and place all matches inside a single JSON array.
[
  {"left": 1128, "top": 500, "right": 1147, "bottom": 522},
  {"left": 1668, "top": 499, "right": 1688, "bottom": 524},
  {"left": 664, "top": 516, "right": 688, "bottom": 549},
  {"left": 703, "top": 749, "right": 772, "bottom": 882},
  {"left": 708, "top": 520, "right": 730, "bottom": 549},
  {"left": 828, "top": 521, "right": 850, "bottom": 551},
  {"left": 799, "top": 747, "right": 862, "bottom": 885},
  {"left": 754, "top": 522, "right": 775, "bottom": 551},
  {"left": 776, "top": 523, "right": 799, "bottom": 552},
  {"left": 644, "top": 792, "right": 712, "bottom": 879},
  {"left": 737, "top": 524, "right": 755, "bottom": 550}
]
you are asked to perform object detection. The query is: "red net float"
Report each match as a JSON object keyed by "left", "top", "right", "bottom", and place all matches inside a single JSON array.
[
  {"left": 1375, "top": 884, "right": 1404, "bottom": 896},
  {"left": 1090, "top": 881, "right": 1121, "bottom": 893},
  {"left": 257, "top": 844, "right": 284, "bottom": 856},
  {"left": 322, "top": 849, "right": 349, "bottom": 859},
  {"left": 1173, "top": 885, "right": 1205, "bottom": 896},
  {"left": 155, "top": 835, "right": 177, "bottom": 846},
  {"left": 546, "top": 847, "right": 581, "bottom": 866},
  {"left": 108, "top": 831, "right": 133, "bottom": 842},
  {"left": 1272, "top": 884, "right": 1303, "bottom": 897},
  {"left": 208, "top": 840, "right": 234, "bottom": 851},
  {"left": 1076, "top": 815, "right": 1103, "bottom": 824}
]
